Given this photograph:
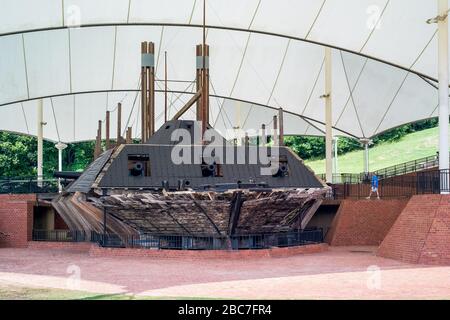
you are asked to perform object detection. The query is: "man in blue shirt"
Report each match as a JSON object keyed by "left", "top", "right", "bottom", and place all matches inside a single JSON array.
[{"left": 366, "top": 174, "right": 380, "bottom": 200}]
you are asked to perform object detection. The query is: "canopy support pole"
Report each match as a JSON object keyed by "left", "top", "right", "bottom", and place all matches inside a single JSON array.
[
  {"left": 438, "top": 0, "right": 449, "bottom": 194},
  {"left": 360, "top": 138, "right": 372, "bottom": 175},
  {"left": 55, "top": 142, "right": 67, "bottom": 192},
  {"left": 324, "top": 47, "right": 333, "bottom": 183},
  {"left": 37, "top": 99, "right": 44, "bottom": 187},
  {"left": 333, "top": 137, "right": 339, "bottom": 176}
]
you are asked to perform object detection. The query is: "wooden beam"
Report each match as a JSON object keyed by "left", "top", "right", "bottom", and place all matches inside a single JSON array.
[
  {"left": 172, "top": 90, "right": 202, "bottom": 120},
  {"left": 148, "top": 42, "right": 155, "bottom": 138},
  {"left": 126, "top": 127, "right": 132, "bottom": 144}
]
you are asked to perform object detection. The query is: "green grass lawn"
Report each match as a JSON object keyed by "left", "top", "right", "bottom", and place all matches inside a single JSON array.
[
  {"left": 0, "top": 284, "right": 218, "bottom": 300},
  {"left": 305, "top": 125, "right": 449, "bottom": 174}
]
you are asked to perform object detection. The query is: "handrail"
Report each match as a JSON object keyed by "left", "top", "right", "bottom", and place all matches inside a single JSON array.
[
  {"left": 325, "top": 169, "right": 450, "bottom": 200},
  {"left": 31, "top": 229, "right": 324, "bottom": 250},
  {"left": 318, "top": 152, "right": 450, "bottom": 184}
]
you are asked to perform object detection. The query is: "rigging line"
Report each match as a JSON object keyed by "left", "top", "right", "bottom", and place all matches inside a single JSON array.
[
  {"left": 188, "top": 0, "right": 198, "bottom": 24},
  {"left": 240, "top": 102, "right": 259, "bottom": 131},
  {"left": 215, "top": 0, "right": 262, "bottom": 113},
  {"left": 155, "top": 26, "right": 165, "bottom": 74},
  {"left": 301, "top": 58, "right": 325, "bottom": 115},
  {"left": 372, "top": 30, "right": 438, "bottom": 136},
  {"left": 50, "top": 97, "right": 61, "bottom": 142},
  {"left": 168, "top": 91, "right": 175, "bottom": 119},
  {"left": 340, "top": 50, "right": 366, "bottom": 138},
  {"left": 334, "top": 55, "right": 368, "bottom": 127},
  {"left": 210, "top": 77, "right": 233, "bottom": 128},
  {"left": 20, "top": 103, "right": 30, "bottom": 135},
  {"left": 429, "top": 102, "right": 440, "bottom": 118},
  {"left": 126, "top": 0, "right": 132, "bottom": 24},
  {"left": 303, "top": 119, "right": 326, "bottom": 135},
  {"left": 248, "top": 0, "right": 262, "bottom": 29},
  {"left": 111, "top": 26, "right": 118, "bottom": 90},
  {"left": 240, "top": 38, "right": 292, "bottom": 130},
  {"left": 21, "top": 34, "right": 30, "bottom": 99},
  {"left": 266, "top": 39, "right": 291, "bottom": 106},
  {"left": 303, "top": 124, "right": 311, "bottom": 135},
  {"left": 156, "top": 79, "right": 197, "bottom": 119},
  {"left": 209, "top": 79, "right": 229, "bottom": 127},
  {"left": 209, "top": 77, "right": 229, "bottom": 129},
  {"left": 122, "top": 76, "right": 141, "bottom": 136},
  {"left": 164, "top": 79, "right": 196, "bottom": 106},
  {"left": 305, "top": 0, "right": 327, "bottom": 39},
  {"left": 359, "top": 0, "right": 390, "bottom": 53}
]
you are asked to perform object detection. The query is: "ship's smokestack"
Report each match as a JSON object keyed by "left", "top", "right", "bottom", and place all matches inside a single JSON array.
[
  {"left": 141, "top": 41, "right": 155, "bottom": 143},
  {"left": 126, "top": 127, "right": 132, "bottom": 144},
  {"left": 94, "top": 120, "right": 102, "bottom": 159},
  {"left": 196, "top": 44, "right": 202, "bottom": 121},
  {"left": 196, "top": 43, "right": 210, "bottom": 136},
  {"left": 261, "top": 124, "right": 266, "bottom": 146}
]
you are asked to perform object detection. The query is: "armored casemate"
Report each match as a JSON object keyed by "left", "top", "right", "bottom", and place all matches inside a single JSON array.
[{"left": 52, "top": 20, "right": 328, "bottom": 244}]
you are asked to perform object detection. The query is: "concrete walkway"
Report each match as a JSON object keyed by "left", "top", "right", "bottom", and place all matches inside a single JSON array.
[{"left": 0, "top": 246, "right": 448, "bottom": 299}]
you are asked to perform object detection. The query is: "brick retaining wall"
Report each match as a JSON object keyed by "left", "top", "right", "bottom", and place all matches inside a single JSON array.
[
  {"left": 88, "top": 243, "right": 328, "bottom": 259},
  {"left": 27, "top": 241, "right": 93, "bottom": 253},
  {"left": 325, "top": 199, "right": 408, "bottom": 246},
  {"left": 378, "top": 195, "right": 450, "bottom": 265},
  {"left": 0, "top": 194, "right": 36, "bottom": 248}
]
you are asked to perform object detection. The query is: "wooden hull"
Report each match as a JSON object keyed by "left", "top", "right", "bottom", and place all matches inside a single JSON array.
[{"left": 80, "top": 188, "right": 327, "bottom": 236}]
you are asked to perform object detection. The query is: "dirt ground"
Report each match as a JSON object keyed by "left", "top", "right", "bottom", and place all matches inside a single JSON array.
[{"left": 0, "top": 246, "right": 449, "bottom": 299}]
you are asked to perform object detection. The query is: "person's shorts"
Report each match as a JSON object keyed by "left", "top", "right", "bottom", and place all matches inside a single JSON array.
[{"left": 371, "top": 187, "right": 378, "bottom": 192}]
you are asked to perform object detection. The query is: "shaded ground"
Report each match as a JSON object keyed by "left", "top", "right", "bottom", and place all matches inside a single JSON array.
[{"left": 0, "top": 246, "right": 449, "bottom": 299}]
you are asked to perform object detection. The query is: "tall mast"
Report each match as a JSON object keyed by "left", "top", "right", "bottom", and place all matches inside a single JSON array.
[
  {"left": 164, "top": 51, "right": 168, "bottom": 123},
  {"left": 202, "top": 0, "right": 207, "bottom": 139}
]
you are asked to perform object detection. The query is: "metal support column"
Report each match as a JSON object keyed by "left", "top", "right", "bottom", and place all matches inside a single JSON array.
[
  {"left": 438, "top": 0, "right": 450, "bottom": 193},
  {"left": 324, "top": 47, "right": 333, "bottom": 183},
  {"left": 55, "top": 142, "right": 67, "bottom": 192},
  {"left": 37, "top": 99, "right": 44, "bottom": 186}
]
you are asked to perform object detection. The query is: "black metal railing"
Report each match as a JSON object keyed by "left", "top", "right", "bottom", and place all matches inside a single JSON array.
[
  {"left": 32, "top": 229, "right": 324, "bottom": 250},
  {"left": 373, "top": 154, "right": 443, "bottom": 179},
  {"left": 417, "top": 169, "right": 450, "bottom": 194},
  {"left": 325, "top": 169, "right": 450, "bottom": 200},
  {"left": 32, "top": 230, "right": 87, "bottom": 242},
  {"left": 318, "top": 153, "right": 449, "bottom": 184},
  {"left": 0, "top": 178, "right": 60, "bottom": 194},
  {"left": 90, "top": 229, "right": 323, "bottom": 250}
]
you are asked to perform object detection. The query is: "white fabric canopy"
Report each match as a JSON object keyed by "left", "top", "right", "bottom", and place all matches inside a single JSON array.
[{"left": 0, "top": 0, "right": 447, "bottom": 142}]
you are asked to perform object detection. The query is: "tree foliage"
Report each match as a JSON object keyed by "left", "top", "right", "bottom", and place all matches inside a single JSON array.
[
  {"left": 0, "top": 132, "right": 94, "bottom": 178},
  {"left": 0, "top": 118, "right": 440, "bottom": 178}
]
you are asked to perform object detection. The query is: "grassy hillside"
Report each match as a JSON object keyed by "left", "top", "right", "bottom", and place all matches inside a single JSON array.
[{"left": 305, "top": 125, "right": 449, "bottom": 174}]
